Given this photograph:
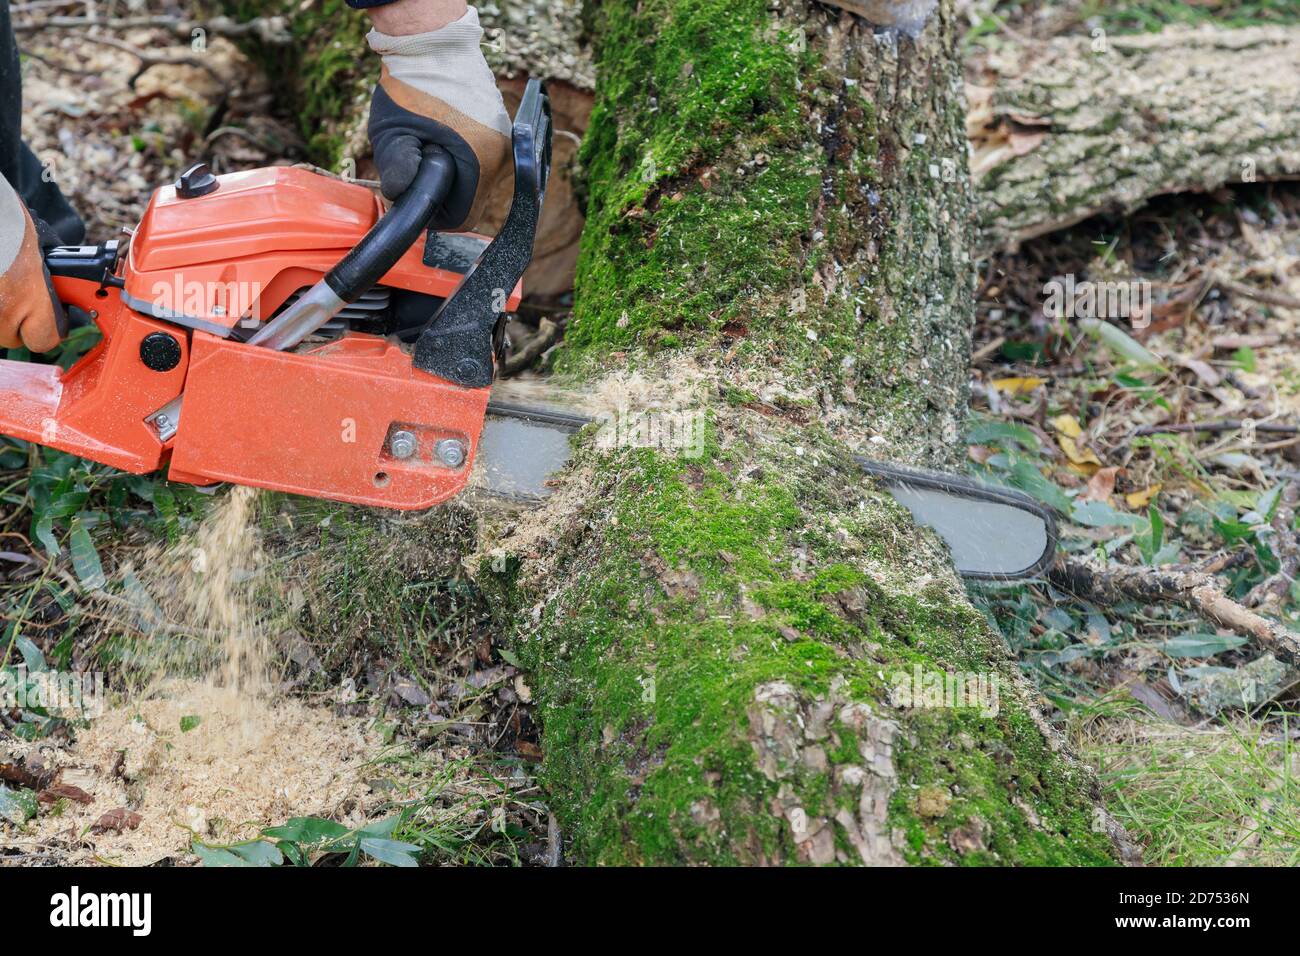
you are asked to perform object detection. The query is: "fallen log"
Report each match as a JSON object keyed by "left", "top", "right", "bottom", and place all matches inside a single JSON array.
[{"left": 972, "top": 24, "right": 1300, "bottom": 251}]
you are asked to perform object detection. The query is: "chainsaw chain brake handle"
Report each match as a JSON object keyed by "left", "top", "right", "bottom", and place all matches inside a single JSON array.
[
  {"left": 246, "top": 146, "right": 457, "bottom": 350},
  {"left": 412, "top": 78, "right": 552, "bottom": 388}
]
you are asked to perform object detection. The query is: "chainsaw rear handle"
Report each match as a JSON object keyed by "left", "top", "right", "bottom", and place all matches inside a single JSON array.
[{"left": 325, "top": 145, "right": 456, "bottom": 303}]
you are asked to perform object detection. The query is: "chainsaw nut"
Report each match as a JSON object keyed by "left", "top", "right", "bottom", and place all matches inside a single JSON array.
[
  {"left": 436, "top": 438, "right": 467, "bottom": 468},
  {"left": 389, "top": 430, "right": 418, "bottom": 460}
]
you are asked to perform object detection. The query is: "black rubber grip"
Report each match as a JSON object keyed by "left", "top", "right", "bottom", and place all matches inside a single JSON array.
[{"left": 324, "top": 146, "right": 456, "bottom": 303}]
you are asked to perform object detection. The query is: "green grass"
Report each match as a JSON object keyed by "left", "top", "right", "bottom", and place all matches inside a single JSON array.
[{"left": 1077, "top": 697, "right": 1300, "bottom": 865}]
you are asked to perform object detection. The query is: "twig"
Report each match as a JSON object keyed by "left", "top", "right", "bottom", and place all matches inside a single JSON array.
[
  {"left": 81, "top": 33, "right": 226, "bottom": 89},
  {"left": 10, "top": 1, "right": 81, "bottom": 12},
  {"left": 17, "top": 44, "right": 102, "bottom": 75},
  {"left": 1132, "top": 419, "right": 1300, "bottom": 438},
  {"left": 971, "top": 335, "right": 1006, "bottom": 365},
  {"left": 1049, "top": 556, "right": 1300, "bottom": 669},
  {"left": 503, "top": 318, "right": 562, "bottom": 376},
  {"left": 204, "top": 125, "right": 279, "bottom": 153},
  {"left": 1214, "top": 273, "right": 1300, "bottom": 311}
]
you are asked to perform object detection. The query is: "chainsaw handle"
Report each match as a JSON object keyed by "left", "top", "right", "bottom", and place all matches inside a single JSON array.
[{"left": 325, "top": 145, "right": 457, "bottom": 303}]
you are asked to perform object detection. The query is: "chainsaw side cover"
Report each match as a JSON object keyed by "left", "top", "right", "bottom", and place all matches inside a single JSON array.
[{"left": 169, "top": 332, "right": 489, "bottom": 509}]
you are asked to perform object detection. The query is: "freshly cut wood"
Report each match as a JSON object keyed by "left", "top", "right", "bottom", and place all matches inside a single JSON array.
[{"left": 973, "top": 25, "right": 1300, "bottom": 250}]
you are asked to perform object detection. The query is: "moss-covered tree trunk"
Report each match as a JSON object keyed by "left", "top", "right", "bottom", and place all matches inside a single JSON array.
[
  {"left": 217, "top": 0, "right": 1128, "bottom": 864},
  {"left": 481, "top": 0, "right": 1128, "bottom": 865}
]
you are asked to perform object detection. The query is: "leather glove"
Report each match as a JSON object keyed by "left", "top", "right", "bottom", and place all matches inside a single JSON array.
[
  {"left": 367, "top": 7, "right": 511, "bottom": 231},
  {"left": 0, "top": 174, "right": 63, "bottom": 353}
]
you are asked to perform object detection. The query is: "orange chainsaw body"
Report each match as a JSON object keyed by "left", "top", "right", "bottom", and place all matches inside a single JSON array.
[{"left": 0, "top": 166, "right": 522, "bottom": 509}]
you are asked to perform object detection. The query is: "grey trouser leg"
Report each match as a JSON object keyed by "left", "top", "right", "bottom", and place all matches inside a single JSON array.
[{"left": 0, "top": 3, "right": 84, "bottom": 246}]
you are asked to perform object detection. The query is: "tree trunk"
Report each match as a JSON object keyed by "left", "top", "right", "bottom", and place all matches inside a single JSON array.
[
  {"left": 478, "top": 0, "right": 1129, "bottom": 865},
  {"left": 214, "top": 0, "right": 1131, "bottom": 864}
]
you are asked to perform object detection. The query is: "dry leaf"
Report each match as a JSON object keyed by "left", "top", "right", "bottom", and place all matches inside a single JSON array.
[
  {"left": 1177, "top": 357, "right": 1222, "bottom": 387},
  {"left": 1058, "top": 434, "right": 1102, "bottom": 468},
  {"left": 1050, "top": 415, "right": 1083, "bottom": 438},
  {"left": 1126, "top": 484, "right": 1163, "bottom": 508},
  {"left": 38, "top": 784, "right": 93, "bottom": 806},
  {"left": 92, "top": 808, "right": 143, "bottom": 834},
  {"left": 992, "top": 376, "right": 1046, "bottom": 395},
  {"left": 1085, "top": 466, "right": 1120, "bottom": 502}
]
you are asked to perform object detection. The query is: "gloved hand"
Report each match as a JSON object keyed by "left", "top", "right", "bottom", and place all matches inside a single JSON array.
[
  {"left": 366, "top": 6, "right": 511, "bottom": 231},
  {"left": 0, "top": 175, "right": 62, "bottom": 353}
]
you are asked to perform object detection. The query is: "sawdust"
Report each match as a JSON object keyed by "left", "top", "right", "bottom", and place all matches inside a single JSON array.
[
  {"left": 11, "top": 681, "right": 380, "bottom": 866},
  {"left": 3, "top": 487, "right": 387, "bottom": 865},
  {"left": 103, "top": 484, "right": 275, "bottom": 699},
  {"left": 468, "top": 363, "right": 713, "bottom": 566}
]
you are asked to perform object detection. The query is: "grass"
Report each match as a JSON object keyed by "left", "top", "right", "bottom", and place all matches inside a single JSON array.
[{"left": 1075, "top": 696, "right": 1300, "bottom": 865}]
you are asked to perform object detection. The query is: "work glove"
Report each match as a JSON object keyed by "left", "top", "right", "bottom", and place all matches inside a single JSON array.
[
  {"left": 366, "top": 7, "right": 512, "bottom": 231},
  {"left": 0, "top": 174, "right": 63, "bottom": 353}
]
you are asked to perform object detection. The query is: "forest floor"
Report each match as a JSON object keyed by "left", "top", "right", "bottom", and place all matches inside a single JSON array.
[
  {"left": 3, "top": 0, "right": 1300, "bottom": 865},
  {"left": 962, "top": 0, "right": 1300, "bottom": 865}
]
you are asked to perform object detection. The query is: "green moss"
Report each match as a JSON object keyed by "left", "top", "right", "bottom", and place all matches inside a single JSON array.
[{"left": 566, "top": 0, "right": 823, "bottom": 363}]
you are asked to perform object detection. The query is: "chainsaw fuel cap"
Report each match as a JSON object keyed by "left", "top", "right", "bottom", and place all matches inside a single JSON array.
[
  {"left": 140, "top": 332, "right": 182, "bottom": 372},
  {"left": 175, "top": 162, "right": 219, "bottom": 199}
]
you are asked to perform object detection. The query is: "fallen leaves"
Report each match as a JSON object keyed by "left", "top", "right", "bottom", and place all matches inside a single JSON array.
[
  {"left": 1051, "top": 415, "right": 1103, "bottom": 473},
  {"left": 38, "top": 783, "right": 94, "bottom": 806},
  {"left": 1125, "top": 484, "right": 1162, "bottom": 509},
  {"left": 1085, "top": 466, "right": 1120, "bottom": 502}
]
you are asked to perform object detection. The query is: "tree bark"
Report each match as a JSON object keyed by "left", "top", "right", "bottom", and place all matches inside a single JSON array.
[
  {"left": 972, "top": 24, "right": 1300, "bottom": 251},
  {"left": 477, "top": 0, "right": 1128, "bottom": 865}
]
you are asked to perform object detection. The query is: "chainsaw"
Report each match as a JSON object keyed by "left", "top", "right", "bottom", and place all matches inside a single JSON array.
[{"left": 0, "top": 80, "right": 1056, "bottom": 581}]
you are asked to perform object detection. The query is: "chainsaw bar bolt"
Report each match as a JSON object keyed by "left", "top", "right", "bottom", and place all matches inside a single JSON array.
[
  {"left": 389, "top": 430, "right": 418, "bottom": 460},
  {"left": 436, "top": 438, "right": 467, "bottom": 468}
]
